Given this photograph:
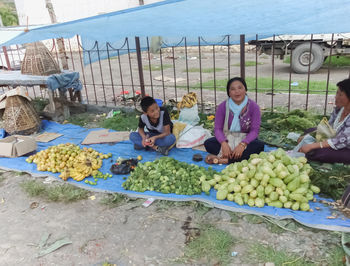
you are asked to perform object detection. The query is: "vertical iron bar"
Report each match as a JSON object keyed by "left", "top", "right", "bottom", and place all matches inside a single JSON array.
[
  {"left": 146, "top": 37, "right": 154, "bottom": 97},
  {"left": 52, "top": 39, "right": 60, "bottom": 67},
  {"left": 2, "top": 46, "right": 11, "bottom": 70},
  {"left": 305, "top": 34, "right": 314, "bottom": 110},
  {"left": 198, "top": 37, "right": 203, "bottom": 113},
  {"left": 227, "top": 35, "right": 230, "bottom": 79},
  {"left": 288, "top": 48, "right": 293, "bottom": 112},
  {"left": 172, "top": 46, "right": 177, "bottom": 102},
  {"left": 240, "top": 34, "right": 245, "bottom": 79},
  {"left": 96, "top": 42, "right": 107, "bottom": 105},
  {"left": 8, "top": 46, "right": 15, "bottom": 66},
  {"left": 15, "top": 45, "right": 21, "bottom": 61},
  {"left": 213, "top": 45, "right": 217, "bottom": 111},
  {"left": 255, "top": 34, "right": 258, "bottom": 102},
  {"left": 184, "top": 37, "right": 190, "bottom": 92},
  {"left": 32, "top": 86, "right": 37, "bottom": 98},
  {"left": 77, "top": 35, "right": 89, "bottom": 104},
  {"left": 271, "top": 35, "right": 275, "bottom": 111},
  {"left": 126, "top": 38, "right": 136, "bottom": 107},
  {"left": 117, "top": 49, "right": 126, "bottom": 105},
  {"left": 88, "top": 50, "right": 98, "bottom": 105},
  {"left": 159, "top": 47, "right": 166, "bottom": 103},
  {"left": 0, "top": 48, "right": 6, "bottom": 69},
  {"left": 106, "top": 43, "right": 117, "bottom": 106},
  {"left": 135, "top": 37, "right": 146, "bottom": 98},
  {"left": 68, "top": 38, "right": 75, "bottom": 70},
  {"left": 324, "top": 33, "right": 334, "bottom": 115}
]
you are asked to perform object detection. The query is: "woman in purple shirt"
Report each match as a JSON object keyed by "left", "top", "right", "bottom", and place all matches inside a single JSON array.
[
  {"left": 298, "top": 78, "right": 350, "bottom": 164},
  {"left": 205, "top": 77, "right": 264, "bottom": 164}
]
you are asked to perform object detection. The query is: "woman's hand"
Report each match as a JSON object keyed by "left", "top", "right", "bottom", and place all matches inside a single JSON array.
[
  {"left": 297, "top": 135, "right": 304, "bottom": 144},
  {"left": 299, "top": 143, "right": 316, "bottom": 154},
  {"left": 231, "top": 144, "right": 245, "bottom": 159},
  {"left": 221, "top": 141, "right": 232, "bottom": 159}
]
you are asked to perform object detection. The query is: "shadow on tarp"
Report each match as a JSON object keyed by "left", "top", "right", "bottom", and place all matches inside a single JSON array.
[{"left": 0, "top": 120, "right": 349, "bottom": 232}]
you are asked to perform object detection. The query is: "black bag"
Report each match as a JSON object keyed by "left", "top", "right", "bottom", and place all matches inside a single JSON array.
[
  {"left": 110, "top": 158, "right": 138, "bottom": 175},
  {"left": 342, "top": 185, "right": 350, "bottom": 208}
]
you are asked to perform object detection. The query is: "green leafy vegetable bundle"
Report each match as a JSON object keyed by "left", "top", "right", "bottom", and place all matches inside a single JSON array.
[{"left": 122, "top": 157, "right": 217, "bottom": 195}]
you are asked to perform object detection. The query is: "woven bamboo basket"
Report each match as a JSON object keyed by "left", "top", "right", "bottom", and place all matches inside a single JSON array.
[
  {"left": 21, "top": 42, "right": 61, "bottom": 76},
  {"left": 3, "top": 95, "right": 41, "bottom": 135}
]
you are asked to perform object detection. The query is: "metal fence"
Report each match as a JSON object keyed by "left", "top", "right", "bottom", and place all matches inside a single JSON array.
[{"left": 1, "top": 34, "right": 350, "bottom": 115}]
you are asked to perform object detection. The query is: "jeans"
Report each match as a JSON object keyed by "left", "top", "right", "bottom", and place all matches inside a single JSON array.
[{"left": 129, "top": 131, "right": 176, "bottom": 149}]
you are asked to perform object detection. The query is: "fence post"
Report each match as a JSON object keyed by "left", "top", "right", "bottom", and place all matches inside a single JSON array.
[
  {"left": 2, "top": 46, "right": 11, "bottom": 70},
  {"left": 135, "top": 36, "right": 146, "bottom": 97},
  {"left": 240, "top": 34, "right": 245, "bottom": 79}
]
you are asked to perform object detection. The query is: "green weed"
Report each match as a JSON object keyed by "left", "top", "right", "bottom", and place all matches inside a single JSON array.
[
  {"left": 99, "top": 112, "right": 139, "bottom": 131},
  {"left": 183, "top": 224, "right": 235, "bottom": 265},
  {"left": 0, "top": 175, "right": 5, "bottom": 186},
  {"left": 143, "top": 64, "right": 173, "bottom": 71},
  {"left": 193, "top": 77, "right": 337, "bottom": 95},
  {"left": 246, "top": 243, "right": 314, "bottom": 266},
  {"left": 20, "top": 180, "right": 89, "bottom": 202},
  {"left": 67, "top": 113, "right": 101, "bottom": 127},
  {"left": 326, "top": 246, "right": 346, "bottom": 266},
  {"left": 185, "top": 67, "right": 225, "bottom": 73},
  {"left": 232, "top": 61, "right": 263, "bottom": 67},
  {"left": 32, "top": 97, "right": 49, "bottom": 113},
  {"left": 100, "top": 193, "right": 128, "bottom": 208}
]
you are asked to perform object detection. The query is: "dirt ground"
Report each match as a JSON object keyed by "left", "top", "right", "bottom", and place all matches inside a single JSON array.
[{"left": 0, "top": 169, "right": 344, "bottom": 266}]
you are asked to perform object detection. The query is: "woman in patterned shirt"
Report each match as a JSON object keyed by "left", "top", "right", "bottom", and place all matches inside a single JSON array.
[{"left": 299, "top": 78, "right": 350, "bottom": 164}]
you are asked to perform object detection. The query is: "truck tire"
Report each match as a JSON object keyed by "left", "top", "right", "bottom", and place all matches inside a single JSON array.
[{"left": 291, "top": 43, "right": 324, "bottom": 74}]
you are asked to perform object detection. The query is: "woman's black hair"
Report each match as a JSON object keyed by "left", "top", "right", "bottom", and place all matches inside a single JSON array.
[
  {"left": 337, "top": 78, "right": 350, "bottom": 101},
  {"left": 140, "top": 96, "right": 156, "bottom": 112},
  {"left": 226, "top": 77, "right": 248, "bottom": 96}
]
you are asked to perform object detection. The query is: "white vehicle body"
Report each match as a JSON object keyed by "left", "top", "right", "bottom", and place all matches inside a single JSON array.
[{"left": 250, "top": 33, "right": 350, "bottom": 73}]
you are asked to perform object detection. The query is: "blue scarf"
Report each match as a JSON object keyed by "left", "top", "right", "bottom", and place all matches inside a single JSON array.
[{"left": 229, "top": 95, "right": 248, "bottom": 132}]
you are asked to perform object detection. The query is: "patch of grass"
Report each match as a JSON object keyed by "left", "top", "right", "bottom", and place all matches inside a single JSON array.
[
  {"left": 143, "top": 64, "right": 172, "bottom": 71},
  {"left": 0, "top": 175, "right": 6, "bottom": 186},
  {"left": 155, "top": 201, "right": 212, "bottom": 216},
  {"left": 284, "top": 55, "right": 350, "bottom": 68},
  {"left": 324, "top": 55, "right": 350, "bottom": 67},
  {"left": 20, "top": 180, "right": 89, "bottom": 202},
  {"left": 100, "top": 193, "right": 128, "bottom": 208},
  {"left": 185, "top": 67, "right": 225, "bottom": 73},
  {"left": 100, "top": 111, "right": 139, "bottom": 131},
  {"left": 32, "top": 97, "right": 49, "bottom": 113},
  {"left": 183, "top": 224, "right": 235, "bottom": 265},
  {"left": 246, "top": 243, "right": 314, "bottom": 266},
  {"left": 67, "top": 113, "right": 100, "bottom": 127},
  {"left": 232, "top": 61, "right": 264, "bottom": 67},
  {"left": 193, "top": 77, "right": 337, "bottom": 95},
  {"left": 326, "top": 246, "right": 346, "bottom": 266}
]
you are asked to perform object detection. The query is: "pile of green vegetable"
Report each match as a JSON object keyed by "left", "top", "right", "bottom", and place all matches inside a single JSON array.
[
  {"left": 259, "top": 109, "right": 322, "bottom": 149},
  {"left": 122, "top": 157, "right": 217, "bottom": 195},
  {"left": 203, "top": 149, "right": 320, "bottom": 211}
]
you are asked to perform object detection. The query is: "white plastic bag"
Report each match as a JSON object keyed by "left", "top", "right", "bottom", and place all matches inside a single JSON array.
[
  {"left": 176, "top": 124, "right": 212, "bottom": 148},
  {"left": 178, "top": 104, "right": 200, "bottom": 126}
]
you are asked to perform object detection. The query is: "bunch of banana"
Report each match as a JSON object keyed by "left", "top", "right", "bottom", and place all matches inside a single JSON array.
[
  {"left": 68, "top": 168, "right": 86, "bottom": 181},
  {"left": 177, "top": 92, "right": 197, "bottom": 109}
]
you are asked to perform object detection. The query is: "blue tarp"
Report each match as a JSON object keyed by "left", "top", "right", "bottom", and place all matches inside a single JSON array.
[
  {"left": 2, "top": 0, "right": 350, "bottom": 47},
  {"left": 0, "top": 120, "right": 350, "bottom": 232}
]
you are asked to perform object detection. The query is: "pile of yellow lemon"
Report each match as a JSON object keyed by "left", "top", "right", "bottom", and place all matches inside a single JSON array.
[{"left": 26, "top": 143, "right": 112, "bottom": 182}]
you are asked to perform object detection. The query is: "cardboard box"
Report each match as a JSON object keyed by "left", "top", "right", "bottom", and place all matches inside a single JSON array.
[{"left": 0, "top": 135, "right": 37, "bottom": 157}]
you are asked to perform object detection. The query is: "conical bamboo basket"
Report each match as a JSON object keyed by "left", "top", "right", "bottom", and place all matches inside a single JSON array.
[
  {"left": 3, "top": 95, "right": 41, "bottom": 135},
  {"left": 21, "top": 42, "right": 61, "bottom": 76}
]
